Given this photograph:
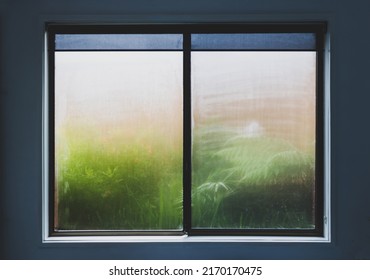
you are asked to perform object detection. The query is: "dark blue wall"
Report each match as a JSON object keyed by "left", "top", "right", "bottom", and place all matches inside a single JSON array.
[{"left": 1, "top": 0, "right": 369, "bottom": 259}]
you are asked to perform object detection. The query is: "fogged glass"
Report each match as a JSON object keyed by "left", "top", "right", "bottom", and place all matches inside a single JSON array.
[
  {"left": 56, "top": 34, "right": 183, "bottom": 50},
  {"left": 192, "top": 52, "right": 316, "bottom": 229},
  {"left": 55, "top": 52, "right": 183, "bottom": 230},
  {"left": 191, "top": 33, "right": 316, "bottom": 50}
]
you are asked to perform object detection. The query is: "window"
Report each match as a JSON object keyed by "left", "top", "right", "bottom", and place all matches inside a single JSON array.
[{"left": 45, "top": 23, "right": 328, "bottom": 240}]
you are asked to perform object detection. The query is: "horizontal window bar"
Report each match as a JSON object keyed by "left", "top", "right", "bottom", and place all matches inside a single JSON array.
[
  {"left": 52, "top": 230, "right": 185, "bottom": 237},
  {"left": 192, "top": 33, "right": 316, "bottom": 50},
  {"left": 55, "top": 34, "right": 183, "bottom": 50}
]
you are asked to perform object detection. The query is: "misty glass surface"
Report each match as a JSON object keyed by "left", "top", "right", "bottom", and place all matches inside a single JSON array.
[
  {"left": 56, "top": 34, "right": 183, "bottom": 50},
  {"left": 192, "top": 51, "right": 316, "bottom": 229},
  {"left": 55, "top": 51, "right": 183, "bottom": 230},
  {"left": 192, "top": 33, "right": 316, "bottom": 50}
]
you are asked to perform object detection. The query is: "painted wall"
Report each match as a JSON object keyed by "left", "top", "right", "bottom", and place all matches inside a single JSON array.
[{"left": 0, "top": 0, "right": 369, "bottom": 259}]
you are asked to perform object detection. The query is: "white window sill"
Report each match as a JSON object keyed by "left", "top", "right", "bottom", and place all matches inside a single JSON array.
[{"left": 43, "top": 234, "right": 330, "bottom": 243}]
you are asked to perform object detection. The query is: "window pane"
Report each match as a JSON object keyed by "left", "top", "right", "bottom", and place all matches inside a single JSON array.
[
  {"left": 192, "top": 51, "right": 316, "bottom": 229},
  {"left": 55, "top": 51, "right": 183, "bottom": 230},
  {"left": 192, "top": 33, "right": 316, "bottom": 50},
  {"left": 55, "top": 34, "right": 183, "bottom": 50}
]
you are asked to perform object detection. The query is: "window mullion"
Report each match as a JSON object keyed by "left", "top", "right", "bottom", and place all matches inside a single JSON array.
[{"left": 183, "top": 32, "right": 192, "bottom": 234}]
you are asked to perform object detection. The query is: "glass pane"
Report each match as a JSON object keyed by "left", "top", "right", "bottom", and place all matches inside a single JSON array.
[
  {"left": 192, "top": 33, "right": 316, "bottom": 50},
  {"left": 192, "top": 51, "right": 316, "bottom": 229},
  {"left": 55, "top": 51, "right": 183, "bottom": 230},
  {"left": 56, "top": 34, "right": 183, "bottom": 50}
]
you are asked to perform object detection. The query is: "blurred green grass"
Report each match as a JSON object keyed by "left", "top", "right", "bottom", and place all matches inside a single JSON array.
[
  {"left": 192, "top": 126, "right": 315, "bottom": 229},
  {"left": 56, "top": 127, "right": 183, "bottom": 230},
  {"left": 56, "top": 125, "right": 315, "bottom": 231}
]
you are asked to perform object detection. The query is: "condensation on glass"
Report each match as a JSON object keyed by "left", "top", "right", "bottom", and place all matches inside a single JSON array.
[
  {"left": 191, "top": 34, "right": 317, "bottom": 229},
  {"left": 54, "top": 35, "right": 183, "bottom": 230},
  {"left": 52, "top": 30, "right": 320, "bottom": 233}
]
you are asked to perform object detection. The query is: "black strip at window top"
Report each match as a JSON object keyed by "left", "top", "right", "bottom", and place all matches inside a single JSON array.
[{"left": 47, "top": 23, "right": 326, "bottom": 237}]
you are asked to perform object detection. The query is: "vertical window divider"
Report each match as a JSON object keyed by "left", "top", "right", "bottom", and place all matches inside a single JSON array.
[
  {"left": 183, "top": 32, "right": 192, "bottom": 235},
  {"left": 315, "top": 27, "right": 326, "bottom": 236},
  {"left": 47, "top": 29, "right": 56, "bottom": 236}
]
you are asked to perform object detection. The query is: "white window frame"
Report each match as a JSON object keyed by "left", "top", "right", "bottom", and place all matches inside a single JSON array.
[{"left": 42, "top": 23, "right": 331, "bottom": 243}]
